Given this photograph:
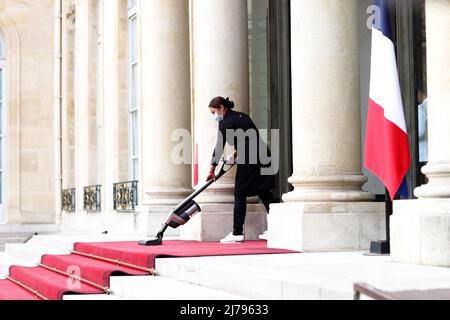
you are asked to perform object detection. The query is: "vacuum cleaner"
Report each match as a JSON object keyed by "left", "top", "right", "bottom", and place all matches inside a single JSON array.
[{"left": 138, "top": 156, "right": 235, "bottom": 246}]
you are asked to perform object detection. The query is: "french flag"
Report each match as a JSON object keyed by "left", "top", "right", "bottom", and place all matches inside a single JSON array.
[{"left": 364, "top": 0, "right": 410, "bottom": 200}]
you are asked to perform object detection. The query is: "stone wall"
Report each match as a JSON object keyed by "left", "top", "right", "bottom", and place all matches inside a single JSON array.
[{"left": 0, "top": 0, "right": 57, "bottom": 224}]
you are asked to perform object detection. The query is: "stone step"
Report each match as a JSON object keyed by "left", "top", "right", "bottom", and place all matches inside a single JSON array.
[
  {"left": 0, "top": 233, "right": 36, "bottom": 239},
  {"left": 0, "top": 236, "right": 31, "bottom": 242},
  {"left": 154, "top": 254, "right": 352, "bottom": 300},
  {"left": 26, "top": 234, "right": 174, "bottom": 252},
  {"left": 110, "top": 275, "right": 250, "bottom": 300},
  {"left": 0, "top": 224, "right": 60, "bottom": 234},
  {"left": 25, "top": 235, "right": 78, "bottom": 252},
  {"left": 4, "top": 243, "right": 67, "bottom": 265},
  {"left": 0, "top": 252, "right": 35, "bottom": 276},
  {"left": 63, "top": 294, "right": 123, "bottom": 300},
  {"left": 0, "top": 224, "right": 61, "bottom": 253},
  {"left": 0, "top": 236, "right": 35, "bottom": 253}
]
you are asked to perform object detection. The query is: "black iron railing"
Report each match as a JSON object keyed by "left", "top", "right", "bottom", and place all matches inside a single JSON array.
[
  {"left": 62, "top": 188, "right": 76, "bottom": 212},
  {"left": 83, "top": 185, "right": 101, "bottom": 212},
  {"left": 113, "top": 181, "right": 138, "bottom": 212}
]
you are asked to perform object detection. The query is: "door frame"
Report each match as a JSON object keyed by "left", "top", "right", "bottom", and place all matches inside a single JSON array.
[{"left": 268, "top": 0, "right": 293, "bottom": 201}]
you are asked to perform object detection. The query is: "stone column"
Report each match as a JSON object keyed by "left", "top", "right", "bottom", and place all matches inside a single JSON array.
[
  {"left": 268, "top": 0, "right": 384, "bottom": 252},
  {"left": 136, "top": 0, "right": 193, "bottom": 236},
  {"left": 192, "top": 0, "right": 249, "bottom": 203},
  {"left": 391, "top": 0, "right": 450, "bottom": 267},
  {"left": 99, "top": 0, "right": 133, "bottom": 234},
  {"left": 74, "top": 0, "right": 97, "bottom": 214},
  {"left": 180, "top": 0, "right": 267, "bottom": 241}
]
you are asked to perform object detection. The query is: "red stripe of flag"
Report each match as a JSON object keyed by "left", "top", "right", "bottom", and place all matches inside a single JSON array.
[{"left": 364, "top": 99, "right": 410, "bottom": 200}]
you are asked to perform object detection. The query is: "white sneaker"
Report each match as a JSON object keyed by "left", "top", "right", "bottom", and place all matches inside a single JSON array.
[
  {"left": 258, "top": 230, "right": 268, "bottom": 240},
  {"left": 220, "top": 232, "right": 244, "bottom": 244}
]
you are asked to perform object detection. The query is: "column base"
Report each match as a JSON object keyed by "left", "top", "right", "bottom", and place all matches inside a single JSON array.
[
  {"left": 135, "top": 204, "right": 181, "bottom": 237},
  {"left": 391, "top": 199, "right": 450, "bottom": 267},
  {"left": 180, "top": 203, "right": 268, "bottom": 241},
  {"left": 267, "top": 202, "right": 385, "bottom": 252}
]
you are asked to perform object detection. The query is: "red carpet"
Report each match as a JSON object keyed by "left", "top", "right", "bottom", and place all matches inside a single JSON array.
[
  {"left": 0, "top": 240, "right": 296, "bottom": 300},
  {"left": 0, "top": 279, "right": 41, "bottom": 300},
  {"left": 74, "top": 240, "right": 294, "bottom": 269}
]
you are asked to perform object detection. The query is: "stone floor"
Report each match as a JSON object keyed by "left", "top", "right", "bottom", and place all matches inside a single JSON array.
[{"left": 155, "top": 250, "right": 450, "bottom": 299}]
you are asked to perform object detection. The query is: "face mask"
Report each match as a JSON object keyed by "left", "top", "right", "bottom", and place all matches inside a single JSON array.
[{"left": 212, "top": 112, "right": 224, "bottom": 123}]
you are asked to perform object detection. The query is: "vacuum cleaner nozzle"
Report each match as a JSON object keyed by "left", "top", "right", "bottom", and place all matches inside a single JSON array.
[
  {"left": 138, "top": 234, "right": 163, "bottom": 246},
  {"left": 138, "top": 201, "right": 201, "bottom": 246}
]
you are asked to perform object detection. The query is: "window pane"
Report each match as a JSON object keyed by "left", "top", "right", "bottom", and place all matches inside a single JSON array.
[
  {"left": 131, "top": 64, "right": 137, "bottom": 109},
  {"left": 130, "top": 17, "right": 137, "bottom": 63},
  {"left": 133, "top": 159, "right": 139, "bottom": 180},
  {"left": 0, "top": 69, "right": 2, "bottom": 101},
  {"left": 132, "top": 111, "right": 138, "bottom": 155},
  {"left": 128, "top": 0, "right": 137, "bottom": 10}
]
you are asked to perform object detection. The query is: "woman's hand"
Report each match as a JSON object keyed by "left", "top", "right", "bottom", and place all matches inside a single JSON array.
[
  {"left": 206, "top": 164, "right": 217, "bottom": 181},
  {"left": 226, "top": 151, "right": 237, "bottom": 164}
]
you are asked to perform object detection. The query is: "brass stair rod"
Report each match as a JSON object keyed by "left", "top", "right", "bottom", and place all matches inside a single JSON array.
[
  {"left": 70, "top": 250, "right": 156, "bottom": 275},
  {"left": 38, "top": 263, "right": 111, "bottom": 294},
  {"left": 6, "top": 275, "right": 49, "bottom": 301}
]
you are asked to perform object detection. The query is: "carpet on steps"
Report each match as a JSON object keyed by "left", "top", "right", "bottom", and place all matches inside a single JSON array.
[{"left": 0, "top": 240, "right": 297, "bottom": 300}]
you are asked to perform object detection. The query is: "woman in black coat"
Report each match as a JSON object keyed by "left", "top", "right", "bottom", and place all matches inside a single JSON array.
[{"left": 207, "top": 96, "right": 278, "bottom": 244}]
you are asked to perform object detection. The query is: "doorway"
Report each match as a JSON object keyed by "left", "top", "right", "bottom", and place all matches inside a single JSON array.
[
  {"left": 248, "top": 0, "right": 293, "bottom": 202},
  {"left": 396, "top": 0, "right": 428, "bottom": 197}
]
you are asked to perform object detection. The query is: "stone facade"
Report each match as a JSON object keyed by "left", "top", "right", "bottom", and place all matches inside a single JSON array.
[
  {"left": 0, "top": 0, "right": 449, "bottom": 267},
  {"left": 0, "top": 0, "right": 57, "bottom": 224}
]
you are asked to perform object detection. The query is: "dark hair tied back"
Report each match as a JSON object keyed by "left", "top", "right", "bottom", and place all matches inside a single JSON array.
[
  {"left": 209, "top": 96, "right": 235, "bottom": 110},
  {"left": 224, "top": 97, "right": 235, "bottom": 109}
]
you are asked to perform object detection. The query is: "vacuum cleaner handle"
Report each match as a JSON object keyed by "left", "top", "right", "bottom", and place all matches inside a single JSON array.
[{"left": 171, "top": 158, "right": 234, "bottom": 214}]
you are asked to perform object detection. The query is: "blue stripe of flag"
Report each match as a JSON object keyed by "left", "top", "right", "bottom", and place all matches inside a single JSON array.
[{"left": 374, "top": 0, "right": 393, "bottom": 41}]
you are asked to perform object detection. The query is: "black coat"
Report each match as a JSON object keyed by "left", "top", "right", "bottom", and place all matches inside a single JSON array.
[{"left": 211, "top": 110, "right": 275, "bottom": 195}]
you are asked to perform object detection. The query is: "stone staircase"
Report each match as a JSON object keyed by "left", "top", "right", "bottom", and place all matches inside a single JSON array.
[
  {"left": 1, "top": 233, "right": 347, "bottom": 300},
  {"left": 0, "top": 234, "right": 253, "bottom": 300}
]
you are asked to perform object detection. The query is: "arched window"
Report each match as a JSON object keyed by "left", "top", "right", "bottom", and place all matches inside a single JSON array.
[{"left": 0, "top": 33, "right": 5, "bottom": 223}]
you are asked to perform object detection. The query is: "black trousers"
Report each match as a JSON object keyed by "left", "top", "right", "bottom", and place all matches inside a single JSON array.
[{"left": 233, "top": 189, "right": 279, "bottom": 236}]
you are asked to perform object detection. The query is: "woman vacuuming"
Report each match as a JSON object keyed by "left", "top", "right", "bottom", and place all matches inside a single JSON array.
[{"left": 207, "top": 96, "right": 278, "bottom": 244}]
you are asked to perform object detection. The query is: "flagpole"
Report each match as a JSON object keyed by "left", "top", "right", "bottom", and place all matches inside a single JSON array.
[
  {"left": 368, "top": 188, "right": 392, "bottom": 255},
  {"left": 385, "top": 188, "right": 392, "bottom": 248}
]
